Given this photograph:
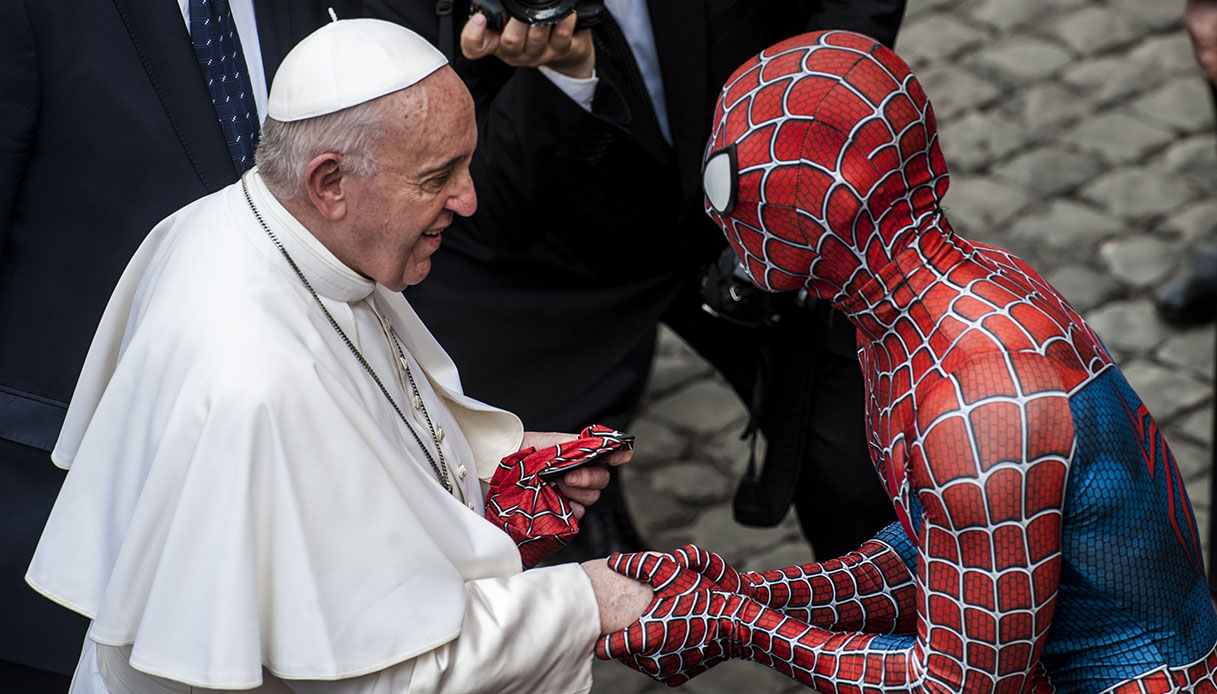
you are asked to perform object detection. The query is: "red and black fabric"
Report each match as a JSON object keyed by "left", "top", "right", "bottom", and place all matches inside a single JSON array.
[
  {"left": 600, "top": 548, "right": 1055, "bottom": 690},
  {"left": 485, "top": 424, "right": 632, "bottom": 568},
  {"left": 613, "top": 25, "right": 1217, "bottom": 694},
  {"left": 630, "top": 540, "right": 918, "bottom": 630}
]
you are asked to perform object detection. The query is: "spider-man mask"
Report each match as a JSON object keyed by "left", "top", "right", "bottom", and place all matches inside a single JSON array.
[{"left": 702, "top": 30, "right": 951, "bottom": 302}]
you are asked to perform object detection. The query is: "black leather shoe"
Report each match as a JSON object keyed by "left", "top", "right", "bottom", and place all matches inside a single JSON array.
[{"left": 1157, "top": 246, "right": 1217, "bottom": 326}]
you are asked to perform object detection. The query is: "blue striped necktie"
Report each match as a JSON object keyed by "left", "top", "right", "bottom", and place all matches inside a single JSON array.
[{"left": 190, "top": 0, "right": 259, "bottom": 172}]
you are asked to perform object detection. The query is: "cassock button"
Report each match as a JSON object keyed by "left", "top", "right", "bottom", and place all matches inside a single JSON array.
[
  {"left": 458, "top": 464, "right": 467, "bottom": 480},
  {"left": 466, "top": 500, "right": 476, "bottom": 510}
]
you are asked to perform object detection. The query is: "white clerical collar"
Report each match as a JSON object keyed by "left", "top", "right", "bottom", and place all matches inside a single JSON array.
[{"left": 244, "top": 169, "right": 375, "bottom": 303}]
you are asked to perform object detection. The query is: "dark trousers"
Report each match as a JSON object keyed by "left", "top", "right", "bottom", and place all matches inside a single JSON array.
[{"left": 0, "top": 438, "right": 89, "bottom": 685}]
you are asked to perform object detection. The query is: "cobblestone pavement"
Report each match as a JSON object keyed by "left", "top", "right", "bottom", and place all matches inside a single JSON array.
[{"left": 590, "top": 0, "right": 1217, "bottom": 691}]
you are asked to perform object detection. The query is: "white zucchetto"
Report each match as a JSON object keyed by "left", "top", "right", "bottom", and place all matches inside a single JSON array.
[{"left": 267, "top": 18, "right": 448, "bottom": 122}]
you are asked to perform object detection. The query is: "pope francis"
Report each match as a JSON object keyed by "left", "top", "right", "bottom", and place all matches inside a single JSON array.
[{"left": 25, "top": 18, "right": 650, "bottom": 694}]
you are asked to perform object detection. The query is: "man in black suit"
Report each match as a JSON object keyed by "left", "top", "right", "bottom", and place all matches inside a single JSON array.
[
  {"left": 0, "top": 1, "right": 332, "bottom": 688},
  {"left": 365, "top": 1, "right": 904, "bottom": 561}
]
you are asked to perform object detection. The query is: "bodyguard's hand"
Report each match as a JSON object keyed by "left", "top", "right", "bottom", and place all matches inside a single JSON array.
[
  {"left": 461, "top": 12, "right": 595, "bottom": 78},
  {"left": 1186, "top": 0, "right": 1217, "bottom": 84}
]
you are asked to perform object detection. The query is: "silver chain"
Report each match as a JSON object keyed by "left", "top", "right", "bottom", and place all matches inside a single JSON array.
[{"left": 241, "top": 177, "right": 452, "bottom": 493}]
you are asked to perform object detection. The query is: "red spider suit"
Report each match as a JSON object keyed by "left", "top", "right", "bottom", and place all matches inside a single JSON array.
[{"left": 597, "top": 30, "right": 1217, "bottom": 693}]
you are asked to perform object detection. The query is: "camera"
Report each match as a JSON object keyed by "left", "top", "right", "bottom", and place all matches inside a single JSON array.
[
  {"left": 701, "top": 247, "right": 813, "bottom": 328},
  {"left": 471, "top": 0, "right": 604, "bottom": 31}
]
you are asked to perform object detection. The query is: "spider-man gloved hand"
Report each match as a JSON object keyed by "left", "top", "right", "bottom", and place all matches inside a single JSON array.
[
  {"left": 594, "top": 551, "right": 738, "bottom": 684},
  {"left": 595, "top": 550, "right": 823, "bottom": 686},
  {"left": 485, "top": 424, "right": 632, "bottom": 568},
  {"left": 645, "top": 544, "right": 828, "bottom": 624}
]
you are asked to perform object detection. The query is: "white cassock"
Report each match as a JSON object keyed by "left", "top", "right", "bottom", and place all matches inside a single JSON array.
[{"left": 25, "top": 170, "right": 599, "bottom": 694}]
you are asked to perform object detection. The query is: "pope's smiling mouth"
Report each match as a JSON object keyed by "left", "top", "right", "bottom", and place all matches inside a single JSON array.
[{"left": 422, "top": 229, "right": 442, "bottom": 237}]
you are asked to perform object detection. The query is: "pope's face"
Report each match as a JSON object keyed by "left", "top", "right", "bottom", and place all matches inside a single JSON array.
[{"left": 343, "top": 68, "right": 478, "bottom": 291}]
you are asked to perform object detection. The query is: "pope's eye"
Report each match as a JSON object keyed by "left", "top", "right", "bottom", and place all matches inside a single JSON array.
[{"left": 703, "top": 146, "right": 737, "bottom": 215}]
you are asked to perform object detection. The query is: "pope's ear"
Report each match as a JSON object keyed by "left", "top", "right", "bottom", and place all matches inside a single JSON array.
[{"left": 303, "top": 153, "right": 347, "bottom": 221}]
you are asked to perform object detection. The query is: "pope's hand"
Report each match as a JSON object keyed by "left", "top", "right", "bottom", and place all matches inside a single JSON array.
[
  {"left": 461, "top": 12, "right": 595, "bottom": 79},
  {"left": 581, "top": 558, "right": 652, "bottom": 634},
  {"left": 520, "top": 430, "right": 632, "bottom": 519}
]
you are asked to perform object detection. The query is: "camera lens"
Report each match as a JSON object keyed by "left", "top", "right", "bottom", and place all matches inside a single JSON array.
[{"left": 503, "top": 0, "right": 580, "bottom": 24}]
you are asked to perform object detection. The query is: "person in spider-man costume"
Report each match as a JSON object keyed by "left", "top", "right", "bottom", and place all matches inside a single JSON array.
[{"left": 596, "top": 30, "right": 1217, "bottom": 693}]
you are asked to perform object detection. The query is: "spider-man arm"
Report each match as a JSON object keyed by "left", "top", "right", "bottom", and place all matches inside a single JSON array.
[
  {"left": 601, "top": 353, "right": 1071, "bottom": 692},
  {"left": 660, "top": 524, "right": 918, "bottom": 633}
]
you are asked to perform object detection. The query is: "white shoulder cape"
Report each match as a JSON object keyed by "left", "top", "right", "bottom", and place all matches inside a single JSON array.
[{"left": 26, "top": 173, "right": 526, "bottom": 688}]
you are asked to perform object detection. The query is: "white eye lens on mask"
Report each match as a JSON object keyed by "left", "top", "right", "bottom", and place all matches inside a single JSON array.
[{"left": 703, "top": 145, "right": 737, "bottom": 216}]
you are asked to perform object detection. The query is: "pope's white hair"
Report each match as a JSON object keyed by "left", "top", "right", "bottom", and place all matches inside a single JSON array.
[{"left": 255, "top": 96, "right": 393, "bottom": 200}]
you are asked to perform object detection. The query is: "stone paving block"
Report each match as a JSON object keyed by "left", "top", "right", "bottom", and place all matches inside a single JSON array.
[
  {"left": 590, "top": 660, "right": 670, "bottom": 694},
  {"left": 1062, "top": 55, "right": 1169, "bottom": 105},
  {"left": 1099, "top": 236, "right": 1175, "bottom": 288},
  {"left": 1122, "top": 360, "right": 1211, "bottom": 423},
  {"left": 1132, "top": 78, "right": 1217, "bottom": 134},
  {"left": 1160, "top": 199, "right": 1217, "bottom": 245},
  {"left": 1064, "top": 111, "right": 1175, "bottom": 164},
  {"left": 1107, "top": 0, "right": 1187, "bottom": 33},
  {"left": 1157, "top": 328, "right": 1216, "bottom": 381},
  {"left": 1080, "top": 168, "right": 1199, "bottom": 220},
  {"left": 895, "top": 14, "right": 988, "bottom": 68},
  {"left": 1177, "top": 407, "right": 1214, "bottom": 448},
  {"left": 941, "top": 176, "right": 1034, "bottom": 231},
  {"left": 916, "top": 64, "right": 1003, "bottom": 120},
  {"left": 992, "top": 146, "right": 1104, "bottom": 197},
  {"left": 998, "top": 83, "right": 1093, "bottom": 131},
  {"left": 1157, "top": 135, "right": 1217, "bottom": 193},
  {"left": 1173, "top": 437, "right": 1210, "bottom": 483},
  {"left": 646, "top": 326, "right": 714, "bottom": 396},
  {"left": 648, "top": 380, "right": 748, "bottom": 435},
  {"left": 628, "top": 416, "right": 687, "bottom": 463},
  {"left": 1052, "top": 7, "right": 1141, "bottom": 55},
  {"left": 622, "top": 468, "right": 701, "bottom": 543},
  {"left": 1085, "top": 301, "right": 1175, "bottom": 355},
  {"left": 1004, "top": 199, "right": 1118, "bottom": 259},
  {"left": 967, "top": 36, "right": 1073, "bottom": 84},
  {"left": 1190, "top": 475, "right": 1213, "bottom": 512},
  {"left": 677, "top": 506, "right": 804, "bottom": 563},
  {"left": 648, "top": 461, "right": 734, "bottom": 504},
  {"left": 675, "top": 659, "right": 803, "bottom": 694},
  {"left": 939, "top": 110, "right": 1027, "bottom": 172},
  {"left": 1043, "top": 266, "right": 1122, "bottom": 314},
  {"left": 966, "top": 0, "right": 1049, "bottom": 33},
  {"left": 1128, "top": 33, "right": 1204, "bottom": 82}
]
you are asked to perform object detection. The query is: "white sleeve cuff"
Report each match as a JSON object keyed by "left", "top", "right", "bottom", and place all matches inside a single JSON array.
[
  {"left": 538, "top": 65, "right": 598, "bottom": 112},
  {"left": 406, "top": 563, "right": 599, "bottom": 694}
]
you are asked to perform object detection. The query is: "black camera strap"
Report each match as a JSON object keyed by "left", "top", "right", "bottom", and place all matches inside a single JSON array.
[
  {"left": 732, "top": 317, "right": 817, "bottom": 527},
  {"left": 436, "top": 0, "right": 455, "bottom": 61}
]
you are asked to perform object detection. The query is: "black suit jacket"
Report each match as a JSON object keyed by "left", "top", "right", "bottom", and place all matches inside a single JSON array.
[
  {"left": 0, "top": 0, "right": 330, "bottom": 674},
  {"left": 0, "top": 0, "right": 333, "bottom": 452},
  {"left": 366, "top": 0, "right": 905, "bottom": 428}
]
